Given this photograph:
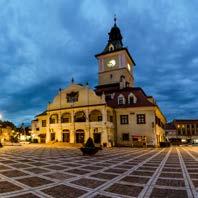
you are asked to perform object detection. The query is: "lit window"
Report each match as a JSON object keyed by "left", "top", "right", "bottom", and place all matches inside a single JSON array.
[
  {"left": 120, "top": 115, "right": 128, "bottom": 124},
  {"left": 137, "top": 114, "right": 146, "bottom": 124},
  {"left": 42, "top": 120, "right": 46, "bottom": 127}
]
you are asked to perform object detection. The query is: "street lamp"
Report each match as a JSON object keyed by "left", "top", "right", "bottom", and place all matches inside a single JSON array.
[{"left": 0, "top": 114, "right": 2, "bottom": 120}]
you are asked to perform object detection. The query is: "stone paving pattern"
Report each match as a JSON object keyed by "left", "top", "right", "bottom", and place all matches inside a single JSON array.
[{"left": 0, "top": 145, "right": 198, "bottom": 197}]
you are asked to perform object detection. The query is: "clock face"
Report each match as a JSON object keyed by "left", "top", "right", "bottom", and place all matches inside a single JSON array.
[{"left": 107, "top": 59, "right": 116, "bottom": 67}]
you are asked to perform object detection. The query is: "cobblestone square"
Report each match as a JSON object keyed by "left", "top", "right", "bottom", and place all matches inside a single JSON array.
[{"left": 0, "top": 145, "right": 198, "bottom": 198}]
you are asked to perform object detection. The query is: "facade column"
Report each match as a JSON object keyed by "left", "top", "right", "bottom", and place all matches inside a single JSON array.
[
  {"left": 102, "top": 107, "right": 108, "bottom": 146},
  {"left": 57, "top": 129, "right": 62, "bottom": 142},
  {"left": 46, "top": 128, "right": 51, "bottom": 143},
  {"left": 57, "top": 111, "right": 62, "bottom": 142},
  {"left": 101, "top": 128, "right": 108, "bottom": 146},
  {"left": 70, "top": 130, "right": 75, "bottom": 143},
  {"left": 70, "top": 110, "right": 75, "bottom": 143},
  {"left": 102, "top": 107, "right": 107, "bottom": 123},
  {"left": 153, "top": 128, "right": 158, "bottom": 147},
  {"left": 46, "top": 114, "right": 50, "bottom": 143},
  {"left": 85, "top": 109, "right": 91, "bottom": 140}
]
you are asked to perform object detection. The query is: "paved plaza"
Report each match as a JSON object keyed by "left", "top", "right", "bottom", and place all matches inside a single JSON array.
[{"left": 0, "top": 145, "right": 198, "bottom": 198}]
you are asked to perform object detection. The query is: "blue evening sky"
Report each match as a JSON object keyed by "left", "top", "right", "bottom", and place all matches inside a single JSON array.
[{"left": 0, "top": 0, "right": 198, "bottom": 124}]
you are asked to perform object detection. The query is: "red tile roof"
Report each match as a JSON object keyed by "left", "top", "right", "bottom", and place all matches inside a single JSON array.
[
  {"left": 173, "top": 119, "right": 198, "bottom": 124},
  {"left": 95, "top": 85, "right": 155, "bottom": 108}
]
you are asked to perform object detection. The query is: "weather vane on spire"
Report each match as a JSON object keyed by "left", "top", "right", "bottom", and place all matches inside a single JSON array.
[{"left": 114, "top": 14, "right": 117, "bottom": 25}]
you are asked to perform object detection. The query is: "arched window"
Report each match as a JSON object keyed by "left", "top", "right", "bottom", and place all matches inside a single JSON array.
[
  {"left": 61, "top": 113, "right": 71, "bottom": 123},
  {"left": 109, "top": 44, "right": 114, "bottom": 51},
  {"left": 89, "top": 110, "right": 102, "bottom": 122},
  {"left": 74, "top": 111, "right": 86, "bottom": 122},
  {"left": 118, "top": 94, "right": 125, "bottom": 105},
  {"left": 128, "top": 93, "right": 137, "bottom": 104},
  {"left": 49, "top": 114, "right": 58, "bottom": 124}
]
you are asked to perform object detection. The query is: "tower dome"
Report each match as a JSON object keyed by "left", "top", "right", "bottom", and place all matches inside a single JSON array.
[{"left": 103, "top": 16, "right": 123, "bottom": 53}]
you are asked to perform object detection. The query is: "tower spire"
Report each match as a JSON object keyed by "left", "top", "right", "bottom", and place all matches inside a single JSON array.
[{"left": 102, "top": 15, "right": 123, "bottom": 53}]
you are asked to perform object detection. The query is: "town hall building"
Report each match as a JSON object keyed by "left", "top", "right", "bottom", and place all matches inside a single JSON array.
[{"left": 31, "top": 18, "right": 166, "bottom": 147}]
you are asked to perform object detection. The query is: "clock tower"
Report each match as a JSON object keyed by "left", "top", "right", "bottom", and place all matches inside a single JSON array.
[{"left": 95, "top": 17, "right": 136, "bottom": 88}]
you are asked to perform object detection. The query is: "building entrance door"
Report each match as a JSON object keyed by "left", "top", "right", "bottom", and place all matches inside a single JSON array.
[
  {"left": 94, "top": 133, "right": 101, "bottom": 144},
  {"left": 76, "top": 130, "right": 84, "bottom": 143},
  {"left": 62, "top": 132, "right": 70, "bottom": 142},
  {"left": 51, "top": 133, "right": 55, "bottom": 141}
]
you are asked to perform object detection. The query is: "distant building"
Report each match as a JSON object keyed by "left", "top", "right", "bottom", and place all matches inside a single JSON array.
[
  {"left": 0, "top": 126, "right": 12, "bottom": 143},
  {"left": 31, "top": 18, "right": 166, "bottom": 147},
  {"left": 165, "top": 119, "right": 198, "bottom": 144}
]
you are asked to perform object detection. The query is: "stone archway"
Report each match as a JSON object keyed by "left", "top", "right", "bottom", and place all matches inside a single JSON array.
[
  {"left": 61, "top": 113, "right": 71, "bottom": 123},
  {"left": 74, "top": 111, "right": 86, "bottom": 122},
  {"left": 89, "top": 110, "right": 102, "bottom": 122}
]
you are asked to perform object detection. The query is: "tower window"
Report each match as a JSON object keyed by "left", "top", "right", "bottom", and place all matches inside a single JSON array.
[
  {"left": 109, "top": 44, "right": 114, "bottom": 51},
  {"left": 110, "top": 74, "right": 113, "bottom": 79}
]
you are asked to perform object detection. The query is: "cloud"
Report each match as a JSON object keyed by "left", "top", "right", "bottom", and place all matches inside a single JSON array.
[{"left": 0, "top": 0, "right": 198, "bottom": 124}]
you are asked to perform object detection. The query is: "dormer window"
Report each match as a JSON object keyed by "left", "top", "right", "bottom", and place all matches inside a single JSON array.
[
  {"left": 128, "top": 93, "right": 137, "bottom": 104},
  {"left": 118, "top": 94, "right": 125, "bottom": 105}
]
